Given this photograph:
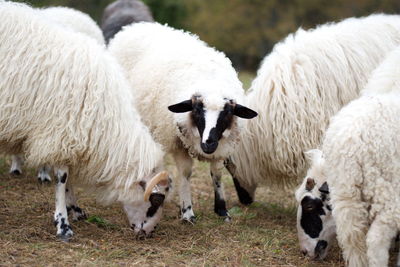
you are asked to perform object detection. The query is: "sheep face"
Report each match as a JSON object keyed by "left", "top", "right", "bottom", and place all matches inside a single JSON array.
[
  {"left": 295, "top": 150, "right": 336, "bottom": 260},
  {"left": 122, "top": 171, "right": 171, "bottom": 238},
  {"left": 168, "top": 94, "right": 257, "bottom": 155}
]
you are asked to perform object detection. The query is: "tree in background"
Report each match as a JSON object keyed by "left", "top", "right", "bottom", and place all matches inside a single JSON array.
[
  {"left": 12, "top": 0, "right": 400, "bottom": 70},
  {"left": 184, "top": 0, "right": 400, "bottom": 70}
]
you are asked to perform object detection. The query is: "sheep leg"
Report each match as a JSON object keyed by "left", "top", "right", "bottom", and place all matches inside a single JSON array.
[
  {"left": 54, "top": 166, "right": 73, "bottom": 241},
  {"left": 211, "top": 160, "right": 231, "bottom": 222},
  {"left": 224, "top": 158, "right": 256, "bottom": 205},
  {"left": 66, "top": 184, "right": 87, "bottom": 221},
  {"left": 9, "top": 154, "right": 23, "bottom": 176},
  {"left": 334, "top": 200, "right": 368, "bottom": 267},
  {"left": 37, "top": 164, "right": 52, "bottom": 183},
  {"left": 366, "top": 215, "right": 397, "bottom": 267},
  {"left": 173, "top": 150, "right": 195, "bottom": 223},
  {"left": 397, "top": 250, "right": 400, "bottom": 267}
]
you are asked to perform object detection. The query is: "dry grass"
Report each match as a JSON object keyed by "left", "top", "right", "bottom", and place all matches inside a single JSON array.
[
  {"left": 0, "top": 155, "right": 346, "bottom": 267},
  {"left": 0, "top": 72, "right": 347, "bottom": 266}
]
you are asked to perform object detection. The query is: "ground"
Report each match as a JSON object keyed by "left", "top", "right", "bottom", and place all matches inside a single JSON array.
[
  {"left": 0, "top": 72, "right": 344, "bottom": 266},
  {"left": 0, "top": 155, "right": 347, "bottom": 267}
]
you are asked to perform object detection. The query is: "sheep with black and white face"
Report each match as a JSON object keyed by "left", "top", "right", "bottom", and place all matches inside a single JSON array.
[{"left": 109, "top": 22, "right": 257, "bottom": 222}]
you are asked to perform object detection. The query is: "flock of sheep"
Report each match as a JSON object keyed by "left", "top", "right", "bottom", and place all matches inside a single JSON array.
[{"left": 1, "top": 0, "right": 400, "bottom": 266}]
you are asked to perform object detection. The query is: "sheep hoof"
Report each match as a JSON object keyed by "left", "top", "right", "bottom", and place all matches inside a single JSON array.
[
  {"left": 57, "top": 232, "right": 73, "bottom": 242},
  {"left": 38, "top": 177, "right": 51, "bottom": 184},
  {"left": 38, "top": 173, "right": 52, "bottom": 183},
  {"left": 223, "top": 216, "right": 232, "bottom": 223},
  {"left": 10, "top": 169, "right": 22, "bottom": 176},
  {"left": 72, "top": 210, "right": 87, "bottom": 222}
]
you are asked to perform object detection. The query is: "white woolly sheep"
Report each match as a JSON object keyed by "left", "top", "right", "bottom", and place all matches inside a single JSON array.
[
  {"left": 101, "top": 0, "right": 154, "bottom": 44},
  {"left": 109, "top": 22, "right": 257, "bottom": 222},
  {"left": 39, "top": 6, "right": 105, "bottom": 45},
  {"left": 9, "top": 6, "right": 105, "bottom": 182},
  {"left": 224, "top": 14, "right": 400, "bottom": 206},
  {"left": 297, "top": 46, "right": 400, "bottom": 267},
  {"left": 0, "top": 2, "right": 170, "bottom": 240}
]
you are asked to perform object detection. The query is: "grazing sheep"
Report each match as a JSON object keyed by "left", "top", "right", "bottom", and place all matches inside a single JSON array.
[
  {"left": 294, "top": 150, "right": 335, "bottom": 260},
  {"left": 224, "top": 14, "right": 400, "bottom": 206},
  {"left": 9, "top": 6, "right": 105, "bottom": 182},
  {"left": 0, "top": 2, "right": 170, "bottom": 240},
  {"left": 297, "top": 46, "right": 400, "bottom": 267},
  {"left": 109, "top": 22, "right": 257, "bottom": 222},
  {"left": 101, "top": 0, "right": 154, "bottom": 44}
]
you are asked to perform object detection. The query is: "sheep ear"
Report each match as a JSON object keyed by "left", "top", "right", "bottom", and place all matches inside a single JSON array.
[
  {"left": 143, "top": 171, "right": 169, "bottom": 201},
  {"left": 318, "top": 182, "right": 329, "bottom": 194},
  {"left": 149, "top": 193, "right": 165, "bottom": 208},
  {"left": 305, "top": 177, "right": 316, "bottom": 191},
  {"left": 168, "top": 100, "right": 193, "bottom": 113},
  {"left": 304, "top": 149, "right": 323, "bottom": 165},
  {"left": 234, "top": 104, "right": 258, "bottom": 119}
]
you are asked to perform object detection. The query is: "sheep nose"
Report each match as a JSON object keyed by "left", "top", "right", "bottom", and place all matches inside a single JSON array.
[
  {"left": 301, "top": 249, "right": 308, "bottom": 256},
  {"left": 201, "top": 140, "right": 218, "bottom": 154}
]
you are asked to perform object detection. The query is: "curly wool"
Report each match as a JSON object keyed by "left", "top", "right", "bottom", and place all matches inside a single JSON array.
[
  {"left": 323, "top": 46, "right": 400, "bottom": 267},
  {"left": 39, "top": 6, "right": 105, "bottom": 45},
  {"left": 108, "top": 22, "right": 245, "bottom": 160},
  {"left": 0, "top": 2, "right": 163, "bottom": 205},
  {"left": 230, "top": 14, "right": 400, "bottom": 189}
]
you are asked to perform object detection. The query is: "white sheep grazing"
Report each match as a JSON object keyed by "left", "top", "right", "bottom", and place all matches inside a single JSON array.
[
  {"left": 101, "top": 0, "right": 154, "bottom": 44},
  {"left": 0, "top": 2, "right": 170, "bottom": 240},
  {"left": 9, "top": 6, "right": 105, "bottom": 182},
  {"left": 224, "top": 14, "right": 400, "bottom": 205},
  {"left": 109, "top": 22, "right": 257, "bottom": 222},
  {"left": 298, "top": 46, "right": 400, "bottom": 267}
]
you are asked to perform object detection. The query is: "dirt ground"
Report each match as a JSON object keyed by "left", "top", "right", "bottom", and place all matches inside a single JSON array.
[{"left": 0, "top": 154, "right": 348, "bottom": 267}]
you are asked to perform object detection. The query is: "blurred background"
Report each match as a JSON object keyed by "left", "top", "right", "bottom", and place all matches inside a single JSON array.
[{"left": 18, "top": 0, "right": 400, "bottom": 71}]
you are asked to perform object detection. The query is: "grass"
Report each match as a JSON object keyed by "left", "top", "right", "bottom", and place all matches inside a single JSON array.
[
  {"left": 0, "top": 154, "right": 347, "bottom": 267},
  {"left": 0, "top": 73, "right": 347, "bottom": 266},
  {"left": 0, "top": 73, "right": 355, "bottom": 266}
]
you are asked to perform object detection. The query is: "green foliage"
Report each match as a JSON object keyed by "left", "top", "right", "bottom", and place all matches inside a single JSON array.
[
  {"left": 142, "top": 0, "right": 187, "bottom": 29},
  {"left": 183, "top": 0, "right": 400, "bottom": 70},
  {"left": 86, "top": 215, "right": 118, "bottom": 229},
  {"left": 14, "top": 0, "right": 400, "bottom": 70}
]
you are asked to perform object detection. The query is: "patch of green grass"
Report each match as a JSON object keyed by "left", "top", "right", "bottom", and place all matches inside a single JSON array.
[{"left": 86, "top": 215, "right": 118, "bottom": 230}]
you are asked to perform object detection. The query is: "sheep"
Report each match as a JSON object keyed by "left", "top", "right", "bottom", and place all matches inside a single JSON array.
[
  {"left": 294, "top": 150, "right": 335, "bottom": 260},
  {"left": 108, "top": 22, "right": 257, "bottom": 222},
  {"left": 296, "top": 46, "right": 400, "bottom": 267},
  {"left": 39, "top": 6, "right": 105, "bottom": 45},
  {"left": 0, "top": 1, "right": 170, "bottom": 240},
  {"left": 9, "top": 6, "right": 105, "bottom": 182},
  {"left": 101, "top": 0, "right": 154, "bottom": 44},
  {"left": 224, "top": 14, "right": 400, "bottom": 206}
]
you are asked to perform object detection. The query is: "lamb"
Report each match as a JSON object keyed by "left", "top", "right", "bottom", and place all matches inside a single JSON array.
[
  {"left": 101, "top": 0, "right": 154, "bottom": 44},
  {"left": 9, "top": 6, "right": 105, "bottom": 182},
  {"left": 296, "top": 46, "right": 400, "bottom": 267},
  {"left": 108, "top": 22, "right": 257, "bottom": 222},
  {"left": 0, "top": 2, "right": 170, "bottom": 240},
  {"left": 224, "top": 14, "right": 400, "bottom": 206}
]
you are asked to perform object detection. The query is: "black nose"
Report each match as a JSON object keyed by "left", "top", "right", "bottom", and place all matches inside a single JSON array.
[
  {"left": 201, "top": 140, "right": 218, "bottom": 154},
  {"left": 314, "top": 240, "right": 328, "bottom": 257}
]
